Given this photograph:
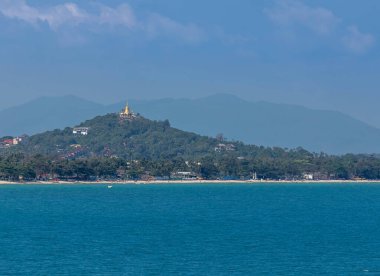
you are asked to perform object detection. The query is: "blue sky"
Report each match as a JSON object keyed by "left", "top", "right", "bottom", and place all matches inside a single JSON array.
[{"left": 0, "top": 0, "right": 379, "bottom": 126}]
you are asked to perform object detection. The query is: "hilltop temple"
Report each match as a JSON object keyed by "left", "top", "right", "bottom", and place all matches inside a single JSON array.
[{"left": 119, "top": 102, "right": 136, "bottom": 121}]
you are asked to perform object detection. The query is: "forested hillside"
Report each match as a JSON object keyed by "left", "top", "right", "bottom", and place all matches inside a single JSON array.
[
  {"left": 18, "top": 114, "right": 217, "bottom": 159},
  {"left": 2, "top": 112, "right": 380, "bottom": 181}
]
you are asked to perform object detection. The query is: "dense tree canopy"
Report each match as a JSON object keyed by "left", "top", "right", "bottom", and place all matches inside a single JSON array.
[{"left": 0, "top": 152, "right": 380, "bottom": 181}]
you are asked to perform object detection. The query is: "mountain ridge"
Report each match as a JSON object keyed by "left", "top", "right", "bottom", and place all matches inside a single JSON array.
[{"left": 1, "top": 94, "right": 380, "bottom": 154}]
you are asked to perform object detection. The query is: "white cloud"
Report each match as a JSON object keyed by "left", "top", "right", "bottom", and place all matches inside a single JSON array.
[
  {"left": 0, "top": 0, "right": 88, "bottom": 30},
  {"left": 0, "top": 0, "right": 203, "bottom": 43},
  {"left": 343, "top": 25, "right": 375, "bottom": 53},
  {"left": 144, "top": 13, "right": 204, "bottom": 43},
  {"left": 99, "top": 4, "right": 136, "bottom": 29},
  {"left": 265, "top": 0, "right": 376, "bottom": 54},
  {"left": 265, "top": 0, "right": 340, "bottom": 35}
]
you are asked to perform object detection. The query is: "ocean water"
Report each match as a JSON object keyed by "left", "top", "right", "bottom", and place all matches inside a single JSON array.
[{"left": 1, "top": 183, "right": 380, "bottom": 275}]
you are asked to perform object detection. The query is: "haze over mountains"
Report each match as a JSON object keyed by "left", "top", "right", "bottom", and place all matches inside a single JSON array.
[{"left": 1, "top": 94, "right": 380, "bottom": 154}]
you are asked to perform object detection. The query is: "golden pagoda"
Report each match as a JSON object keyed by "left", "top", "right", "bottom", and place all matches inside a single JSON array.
[
  {"left": 121, "top": 102, "right": 131, "bottom": 116},
  {"left": 119, "top": 102, "right": 135, "bottom": 120}
]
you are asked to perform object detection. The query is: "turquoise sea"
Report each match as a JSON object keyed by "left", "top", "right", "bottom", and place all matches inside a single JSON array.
[{"left": 1, "top": 183, "right": 380, "bottom": 275}]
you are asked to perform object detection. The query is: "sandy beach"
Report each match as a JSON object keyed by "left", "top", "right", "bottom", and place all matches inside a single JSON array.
[{"left": 0, "top": 179, "right": 380, "bottom": 185}]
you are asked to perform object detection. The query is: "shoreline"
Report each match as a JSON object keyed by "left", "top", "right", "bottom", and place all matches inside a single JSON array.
[{"left": 1, "top": 179, "right": 380, "bottom": 185}]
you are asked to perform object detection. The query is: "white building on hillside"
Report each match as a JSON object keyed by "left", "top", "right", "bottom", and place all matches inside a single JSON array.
[{"left": 73, "top": 127, "right": 89, "bottom": 135}]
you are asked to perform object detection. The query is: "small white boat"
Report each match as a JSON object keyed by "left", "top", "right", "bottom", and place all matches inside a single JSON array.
[{"left": 108, "top": 185, "right": 113, "bottom": 189}]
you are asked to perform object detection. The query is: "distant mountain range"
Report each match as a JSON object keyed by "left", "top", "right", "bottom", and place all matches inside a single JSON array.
[
  {"left": 1, "top": 94, "right": 380, "bottom": 154},
  {"left": 0, "top": 95, "right": 108, "bottom": 137}
]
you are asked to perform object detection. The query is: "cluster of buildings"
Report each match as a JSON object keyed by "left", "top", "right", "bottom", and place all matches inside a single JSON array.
[
  {"left": 171, "top": 171, "right": 199, "bottom": 180},
  {"left": 214, "top": 143, "right": 236, "bottom": 152},
  {"left": 73, "top": 127, "right": 89, "bottom": 136},
  {"left": 0, "top": 136, "right": 24, "bottom": 148},
  {"left": 60, "top": 144, "right": 85, "bottom": 159}
]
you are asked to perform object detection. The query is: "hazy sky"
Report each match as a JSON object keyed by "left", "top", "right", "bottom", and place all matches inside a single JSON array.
[{"left": 0, "top": 0, "right": 379, "bottom": 126}]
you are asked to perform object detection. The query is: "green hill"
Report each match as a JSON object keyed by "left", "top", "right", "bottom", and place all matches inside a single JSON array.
[
  {"left": 2, "top": 112, "right": 380, "bottom": 181},
  {"left": 19, "top": 113, "right": 220, "bottom": 160},
  {"left": 11, "top": 111, "right": 317, "bottom": 168}
]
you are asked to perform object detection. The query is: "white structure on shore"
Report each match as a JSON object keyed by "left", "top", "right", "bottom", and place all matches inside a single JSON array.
[
  {"left": 304, "top": 173, "right": 314, "bottom": 180},
  {"left": 252, "top": 172, "right": 257, "bottom": 180}
]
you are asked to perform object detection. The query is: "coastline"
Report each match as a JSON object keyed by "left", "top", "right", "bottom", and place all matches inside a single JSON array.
[{"left": 1, "top": 179, "right": 380, "bottom": 185}]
